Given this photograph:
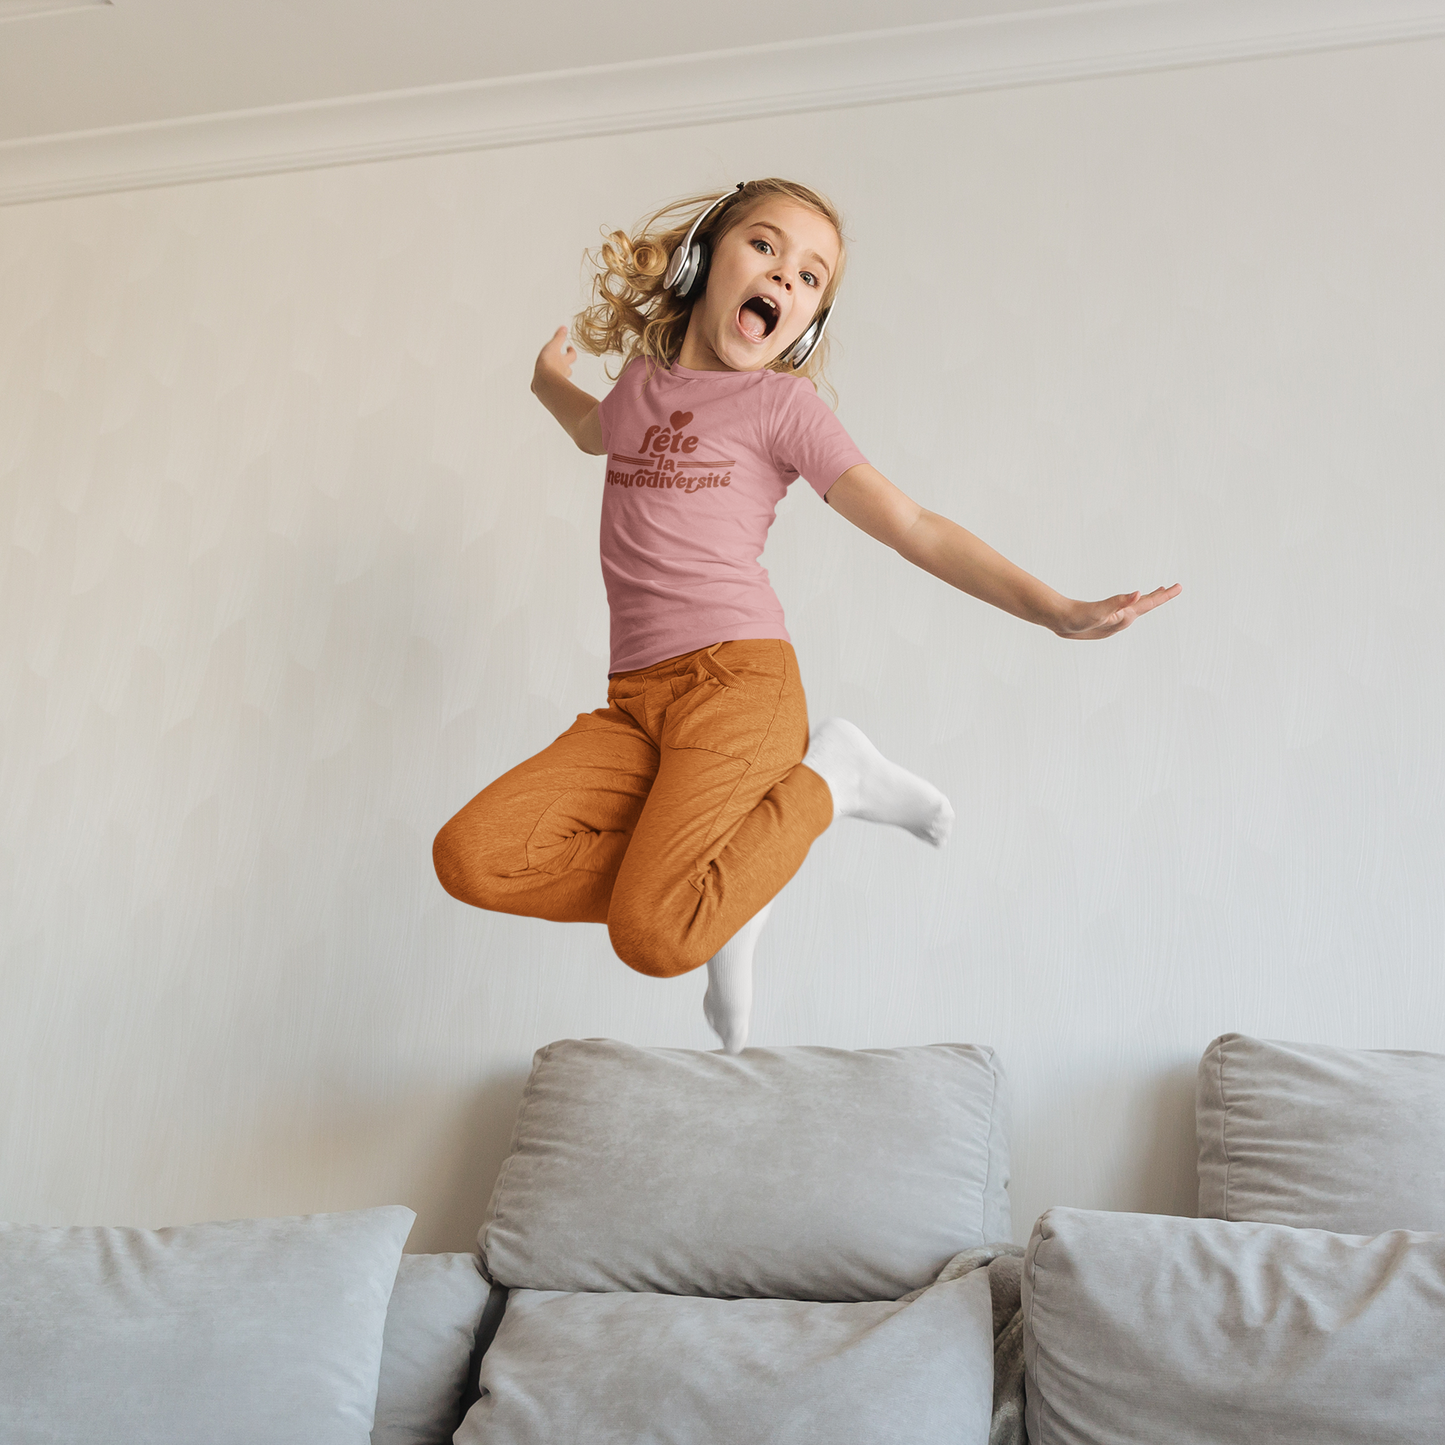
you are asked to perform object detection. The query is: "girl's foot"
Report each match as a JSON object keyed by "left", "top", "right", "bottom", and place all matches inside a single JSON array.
[
  {"left": 703, "top": 901, "right": 773, "bottom": 1055},
  {"left": 802, "top": 717, "right": 954, "bottom": 846}
]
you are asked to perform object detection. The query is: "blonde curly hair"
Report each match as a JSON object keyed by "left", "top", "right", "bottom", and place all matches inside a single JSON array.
[{"left": 573, "top": 178, "right": 846, "bottom": 395}]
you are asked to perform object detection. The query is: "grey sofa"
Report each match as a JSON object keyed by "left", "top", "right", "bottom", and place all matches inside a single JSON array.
[
  {"left": 463, "top": 1039, "right": 1012, "bottom": 1443},
  {"left": 1021, "top": 1034, "right": 1445, "bottom": 1445},
  {"left": 459, "top": 1033, "right": 1444, "bottom": 1445},
  {"left": 4, "top": 1032, "right": 1441, "bottom": 1444},
  {"left": 0, "top": 1206, "right": 494, "bottom": 1445}
]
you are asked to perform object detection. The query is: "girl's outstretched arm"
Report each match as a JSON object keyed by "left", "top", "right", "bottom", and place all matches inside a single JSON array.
[
  {"left": 532, "top": 327, "right": 606, "bottom": 455},
  {"left": 826, "top": 463, "right": 1181, "bottom": 639}
]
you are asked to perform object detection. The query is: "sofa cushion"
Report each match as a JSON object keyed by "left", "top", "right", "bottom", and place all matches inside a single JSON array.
[
  {"left": 1022, "top": 1207, "right": 1445, "bottom": 1445},
  {"left": 480, "top": 1039, "right": 1011, "bottom": 1301},
  {"left": 0, "top": 1206, "right": 415, "bottom": 1445},
  {"left": 373, "top": 1253, "right": 490, "bottom": 1445},
  {"left": 1197, "top": 1032, "right": 1445, "bottom": 1233},
  {"left": 456, "top": 1267, "right": 993, "bottom": 1445}
]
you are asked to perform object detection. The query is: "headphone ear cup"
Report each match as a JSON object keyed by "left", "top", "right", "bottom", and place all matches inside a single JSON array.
[
  {"left": 786, "top": 317, "right": 820, "bottom": 369},
  {"left": 663, "top": 242, "right": 689, "bottom": 291},
  {"left": 785, "top": 304, "right": 832, "bottom": 369},
  {"left": 664, "top": 184, "right": 744, "bottom": 298},
  {"left": 675, "top": 240, "right": 710, "bottom": 299}
]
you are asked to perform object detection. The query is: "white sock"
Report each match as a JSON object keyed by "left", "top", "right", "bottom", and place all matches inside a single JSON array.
[
  {"left": 802, "top": 717, "right": 954, "bottom": 846},
  {"left": 703, "top": 900, "right": 773, "bottom": 1055}
]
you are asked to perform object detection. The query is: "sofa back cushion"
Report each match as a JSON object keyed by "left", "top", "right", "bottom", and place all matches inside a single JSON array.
[
  {"left": 0, "top": 1206, "right": 414, "bottom": 1445},
  {"left": 373, "top": 1253, "right": 490, "bottom": 1445},
  {"left": 1023, "top": 1207, "right": 1445, "bottom": 1445},
  {"left": 457, "top": 1269, "right": 993, "bottom": 1445},
  {"left": 480, "top": 1039, "right": 1011, "bottom": 1301},
  {"left": 1197, "top": 1032, "right": 1445, "bottom": 1233}
]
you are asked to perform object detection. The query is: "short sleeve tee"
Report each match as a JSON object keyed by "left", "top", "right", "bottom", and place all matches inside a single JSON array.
[{"left": 595, "top": 358, "right": 867, "bottom": 674}]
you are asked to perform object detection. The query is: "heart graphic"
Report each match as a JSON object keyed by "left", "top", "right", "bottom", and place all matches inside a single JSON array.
[{"left": 669, "top": 411, "right": 694, "bottom": 431}]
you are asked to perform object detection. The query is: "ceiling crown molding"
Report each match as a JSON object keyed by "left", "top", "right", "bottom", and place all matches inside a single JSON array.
[
  {"left": 3, "top": 0, "right": 1444, "bottom": 207},
  {"left": 0, "top": 0, "right": 110, "bottom": 20}
]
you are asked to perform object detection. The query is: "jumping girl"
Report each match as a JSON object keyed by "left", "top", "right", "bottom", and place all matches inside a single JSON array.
[{"left": 433, "top": 178, "right": 1180, "bottom": 1052}]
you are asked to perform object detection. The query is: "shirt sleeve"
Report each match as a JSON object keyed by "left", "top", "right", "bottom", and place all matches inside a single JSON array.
[
  {"left": 595, "top": 356, "right": 638, "bottom": 456},
  {"left": 768, "top": 376, "right": 869, "bottom": 500},
  {"left": 596, "top": 390, "right": 614, "bottom": 454}
]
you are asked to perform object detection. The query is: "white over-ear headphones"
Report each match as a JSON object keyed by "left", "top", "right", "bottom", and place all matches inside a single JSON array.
[{"left": 663, "top": 182, "right": 835, "bottom": 372}]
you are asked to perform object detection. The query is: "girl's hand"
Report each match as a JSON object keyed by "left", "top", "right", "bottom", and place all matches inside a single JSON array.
[
  {"left": 532, "top": 326, "right": 577, "bottom": 391},
  {"left": 1052, "top": 583, "right": 1182, "bottom": 639}
]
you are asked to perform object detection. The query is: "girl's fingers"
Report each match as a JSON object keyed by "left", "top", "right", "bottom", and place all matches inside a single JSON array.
[{"left": 1136, "top": 585, "right": 1180, "bottom": 613}]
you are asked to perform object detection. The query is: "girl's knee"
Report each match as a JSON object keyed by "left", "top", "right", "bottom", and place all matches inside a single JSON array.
[
  {"left": 608, "top": 914, "right": 708, "bottom": 979},
  {"left": 431, "top": 821, "right": 467, "bottom": 901},
  {"left": 433, "top": 818, "right": 498, "bottom": 908},
  {"left": 615, "top": 940, "right": 700, "bottom": 979}
]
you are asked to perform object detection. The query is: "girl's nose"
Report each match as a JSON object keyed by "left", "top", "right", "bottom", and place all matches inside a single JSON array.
[{"left": 772, "top": 272, "right": 791, "bottom": 291}]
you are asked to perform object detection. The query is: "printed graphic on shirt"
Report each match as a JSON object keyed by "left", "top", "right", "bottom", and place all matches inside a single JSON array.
[{"left": 607, "top": 409, "right": 736, "bottom": 495}]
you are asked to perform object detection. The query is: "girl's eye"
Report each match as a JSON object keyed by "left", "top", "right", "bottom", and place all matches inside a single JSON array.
[
  {"left": 801, "top": 272, "right": 818, "bottom": 288},
  {"left": 752, "top": 239, "right": 772, "bottom": 254}
]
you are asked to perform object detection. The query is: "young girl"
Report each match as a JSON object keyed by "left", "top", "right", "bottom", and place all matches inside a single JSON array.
[{"left": 434, "top": 177, "right": 1179, "bottom": 1052}]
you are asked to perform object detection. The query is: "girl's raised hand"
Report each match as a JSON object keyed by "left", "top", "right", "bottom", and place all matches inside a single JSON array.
[
  {"left": 1052, "top": 583, "right": 1182, "bottom": 640},
  {"left": 533, "top": 326, "right": 577, "bottom": 387}
]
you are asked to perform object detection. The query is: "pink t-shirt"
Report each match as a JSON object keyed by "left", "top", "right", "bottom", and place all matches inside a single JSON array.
[{"left": 595, "top": 358, "right": 867, "bottom": 674}]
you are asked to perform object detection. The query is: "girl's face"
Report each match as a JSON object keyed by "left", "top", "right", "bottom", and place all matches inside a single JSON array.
[{"left": 680, "top": 198, "right": 841, "bottom": 373}]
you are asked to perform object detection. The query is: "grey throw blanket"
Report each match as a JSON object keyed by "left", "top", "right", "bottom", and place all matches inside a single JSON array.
[{"left": 901, "top": 1244, "right": 1027, "bottom": 1445}]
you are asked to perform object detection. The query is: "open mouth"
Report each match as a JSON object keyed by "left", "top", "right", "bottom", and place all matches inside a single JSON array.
[{"left": 737, "top": 294, "right": 780, "bottom": 342}]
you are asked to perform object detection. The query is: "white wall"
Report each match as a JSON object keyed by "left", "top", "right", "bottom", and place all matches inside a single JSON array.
[{"left": 2, "top": 38, "right": 1442, "bottom": 1251}]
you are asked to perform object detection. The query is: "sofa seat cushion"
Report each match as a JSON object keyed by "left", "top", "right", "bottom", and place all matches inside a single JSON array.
[
  {"left": 0, "top": 1206, "right": 415, "bottom": 1445},
  {"left": 457, "top": 1267, "right": 993, "bottom": 1445},
  {"left": 1022, "top": 1207, "right": 1445, "bottom": 1445},
  {"left": 373, "top": 1252, "right": 491, "bottom": 1445},
  {"left": 480, "top": 1039, "right": 1011, "bottom": 1302},
  {"left": 1197, "top": 1032, "right": 1445, "bottom": 1233}
]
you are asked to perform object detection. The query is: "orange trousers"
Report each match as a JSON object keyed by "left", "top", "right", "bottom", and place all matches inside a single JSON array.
[{"left": 432, "top": 638, "right": 834, "bottom": 977}]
